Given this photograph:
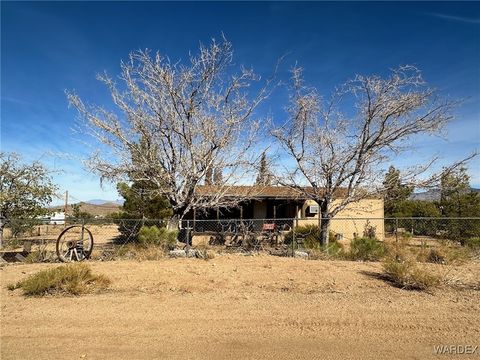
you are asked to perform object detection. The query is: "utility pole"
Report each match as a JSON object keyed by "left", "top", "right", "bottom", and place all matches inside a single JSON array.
[{"left": 64, "top": 191, "right": 68, "bottom": 227}]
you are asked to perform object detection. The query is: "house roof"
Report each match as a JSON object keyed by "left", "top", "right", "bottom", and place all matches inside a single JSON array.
[{"left": 195, "top": 185, "right": 349, "bottom": 199}]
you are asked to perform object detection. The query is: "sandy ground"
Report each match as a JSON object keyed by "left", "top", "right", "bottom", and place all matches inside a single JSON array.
[{"left": 1, "top": 256, "right": 479, "bottom": 360}]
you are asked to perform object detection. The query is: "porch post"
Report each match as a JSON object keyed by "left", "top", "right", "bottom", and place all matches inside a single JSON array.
[
  {"left": 273, "top": 205, "right": 276, "bottom": 220},
  {"left": 295, "top": 204, "right": 300, "bottom": 227},
  {"left": 216, "top": 207, "right": 220, "bottom": 220},
  {"left": 240, "top": 206, "right": 243, "bottom": 220}
]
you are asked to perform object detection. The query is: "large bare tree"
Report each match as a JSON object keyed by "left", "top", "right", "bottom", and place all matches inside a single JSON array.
[
  {"left": 67, "top": 37, "right": 273, "bottom": 223},
  {"left": 273, "top": 66, "right": 475, "bottom": 245}
]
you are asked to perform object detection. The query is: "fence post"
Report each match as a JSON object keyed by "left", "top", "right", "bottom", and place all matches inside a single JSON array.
[
  {"left": 186, "top": 219, "right": 191, "bottom": 256},
  {"left": 395, "top": 218, "right": 399, "bottom": 244},
  {"left": 292, "top": 218, "right": 296, "bottom": 257},
  {"left": 395, "top": 218, "right": 400, "bottom": 262}
]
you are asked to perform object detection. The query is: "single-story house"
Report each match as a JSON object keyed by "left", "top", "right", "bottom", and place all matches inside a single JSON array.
[{"left": 186, "top": 186, "right": 384, "bottom": 241}]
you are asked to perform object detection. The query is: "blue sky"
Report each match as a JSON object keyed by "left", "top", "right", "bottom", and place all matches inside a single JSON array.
[{"left": 1, "top": 1, "right": 479, "bottom": 203}]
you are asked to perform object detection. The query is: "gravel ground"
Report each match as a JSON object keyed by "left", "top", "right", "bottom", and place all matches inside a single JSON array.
[{"left": 1, "top": 255, "right": 479, "bottom": 359}]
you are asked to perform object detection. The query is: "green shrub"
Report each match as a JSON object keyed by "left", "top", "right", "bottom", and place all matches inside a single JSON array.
[
  {"left": 8, "top": 263, "right": 110, "bottom": 296},
  {"left": 284, "top": 224, "right": 319, "bottom": 247},
  {"left": 283, "top": 225, "right": 346, "bottom": 259},
  {"left": 349, "top": 237, "right": 385, "bottom": 261},
  {"left": 138, "top": 225, "right": 177, "bottom": 249},
  {"left": 5, "top": 219, "right": 41, "bottom": 239},
  {"left": 383, "top": 258, "right": 440, "bottom": 291},
  {"left": 309, "top": 240, "right": 346, "bottom": 260},
  {"left": 463, "top": 237, "right": 480, "bottom": 250},
  {"left": 108, "top": 212, "right": 171, "bottom": 243},
  {"left": 284, "top": 225, "right": 340, "bottom": 249}
]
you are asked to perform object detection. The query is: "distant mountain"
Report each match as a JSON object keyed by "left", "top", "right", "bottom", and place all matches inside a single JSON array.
[
  {"left": 410, "top": 189, "right": 441, "bottom": 202},
  {"left": 86, "top": 199, "right": 124, "bottom": 206},
  {"left": 410, "top": 188, "right": 480, "bottom": 202},
  {"left": 49, "top": 201, "right": 122, "bottom": 217}
]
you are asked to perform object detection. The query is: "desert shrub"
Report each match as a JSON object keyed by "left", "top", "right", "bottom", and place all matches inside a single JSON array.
[
  {"left": 197, "top": 247, "right": 216, "bottom": 260},
  {"left": 349, "top": 237, "right": 385, "bottom": 261},
  {"left": 5, "top": 219, "right": 41, "bottom": 239},
  {"left": 325, "top": 240, "right": 344, "bottom": 254},
  {"left": 24, "top": 250, "right": 54, "bottom": 263},
  {"left": 284, "top": 225, "right": 340, "bottom": 248},
  {"left": 138, "top": 225, "right": 177, "bottom": 249},
  {"left": 309, "top": 241, "right": 346, "bottom": 260},
  {"left": 283, "top": 226, "right": 347, "bottom": 258},
  {"left": 194, "top": 240, "right": 216, "bottom": 261},
  {"left": 425, "top": 248, "right": 445, "bottom": 264},
  {"left": 463, "top": 237, "right": 480, "bottom": 250},
  {"left": 8, "top": 263, "right": 110, "bottom": 296},
  {"left": 131, "top": 244, "right": 168, "bottom": 261},
  {"left": 3, "top": 237, "right": 22, "bottom": 250},
  {"left": 284, "top": 224, "right": 320, "bottom": 247},
  {"left": 363, "top": 220, "right": 377, "bottom": 239},
  {"left": 6, "top": 283, "right": 16, "bottom": 291},
  {"left": 108, "top": 212, "right": 170, "bottom": 243},
  {"left": 383, "top": 258, "right": 440, "bottom": 291},
  {"left": 415, "top": 242, "right": 469, "bottom": 265}
]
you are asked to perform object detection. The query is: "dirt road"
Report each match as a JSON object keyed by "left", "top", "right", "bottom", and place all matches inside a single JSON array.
[{"left": 1, "top": 256, "right": 479, "bottom": 359}]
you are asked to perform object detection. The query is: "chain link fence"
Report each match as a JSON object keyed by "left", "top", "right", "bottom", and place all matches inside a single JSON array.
[{"left": 0, "top": 217, "right": 479, "bottom": 262}]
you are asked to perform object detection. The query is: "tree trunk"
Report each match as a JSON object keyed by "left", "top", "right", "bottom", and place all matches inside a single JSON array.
[
  {"left": 319, "top": 200, "right": 330, "bottom": 247},
  {"left": 171, "top": 207, "right": 191, "bottom": 245},
  {"left": 320, "top": 217, "right": 330, "bottom": 247}
]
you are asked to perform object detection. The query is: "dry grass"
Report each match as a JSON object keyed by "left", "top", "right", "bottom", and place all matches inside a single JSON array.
[
  {"left": 383, "top": 258, "right": 441, "bottom": 291},
  {"left": 8, "top": 263, "right": 110, "bottom": 296},
  {"left": 411, "top": 242, "right": 470, "bottom": 266},
  {"left": 90, "top": 243, "right": 168, "bottom": 261}
]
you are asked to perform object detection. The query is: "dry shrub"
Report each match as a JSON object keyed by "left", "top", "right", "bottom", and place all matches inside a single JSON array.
[
  {"left": 201, "top": 249, "right": 216, "bottom": 260},
  {"left": 24, "top": 250, "right": 56, "bottom": 264},
  {"left": 383, "top": 258, "right": 440, "bottom": 291},
  {"left": 93, "top": 243, "right": 167, "bottom": 261},
  {"left": 195, "top": 242, "right": 216, "bottom": 260},
  {"left": 417, "top": 242, "right": 470, "bottom": 265},
  {"left": 8, "top": 263, "right": 110, "bottom": 296},
  {"left": 425, "top": 248, "right": 446, "bottom": 264},
  {"left": 132, "top": 245, "right": 168, "bottom": 261}
]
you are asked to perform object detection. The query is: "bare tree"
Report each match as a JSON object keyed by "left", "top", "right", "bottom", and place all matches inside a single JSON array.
[
  {"left": 67, "top": 37, "right": 273, "bottom": 223},
  {"left": 273, "top": 66, "right": 475, "bottom": 245}
]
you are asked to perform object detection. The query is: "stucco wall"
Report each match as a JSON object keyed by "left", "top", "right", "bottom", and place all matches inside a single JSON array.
[{"left": 299, "top": 198, "right": 385, "bottom": 241}]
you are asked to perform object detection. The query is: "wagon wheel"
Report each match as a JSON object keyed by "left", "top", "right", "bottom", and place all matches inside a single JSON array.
[{"left": 56, "top": 225, "right": 94, "bottom": 262}]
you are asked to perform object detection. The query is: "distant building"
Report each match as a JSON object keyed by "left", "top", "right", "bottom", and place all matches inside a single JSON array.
[{"left": 49, "top": 211, "right": 66, "bottom": 225}]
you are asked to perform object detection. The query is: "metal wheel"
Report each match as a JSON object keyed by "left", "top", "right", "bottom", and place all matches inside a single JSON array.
[{"left": 56, "top": 225, "right": 94, "bottom": 262}]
